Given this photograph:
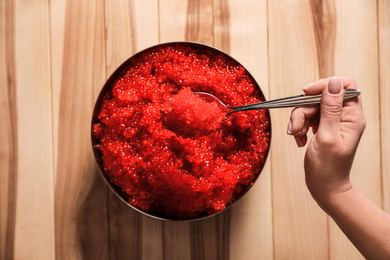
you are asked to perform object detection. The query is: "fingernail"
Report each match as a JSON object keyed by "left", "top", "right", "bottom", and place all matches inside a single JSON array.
[
  {"left": 328, "top": 77, "right": 342, "bottom": 94},
  {"left": 287, "top": 120, "right": 292, "bottom": 135}
]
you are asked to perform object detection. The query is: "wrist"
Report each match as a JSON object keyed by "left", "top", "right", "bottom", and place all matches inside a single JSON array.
[{"left": 306, "top": 177, "right": 353, "bottom": 207}]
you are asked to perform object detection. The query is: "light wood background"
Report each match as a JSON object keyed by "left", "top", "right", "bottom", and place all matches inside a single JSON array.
[{"left": 1, "top": 0, "right": 389, "bottom": 259}]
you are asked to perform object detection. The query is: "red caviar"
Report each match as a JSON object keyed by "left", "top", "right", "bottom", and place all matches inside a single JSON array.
[{"left": 92, "top": 43, "right": 271, "bottom": 220}]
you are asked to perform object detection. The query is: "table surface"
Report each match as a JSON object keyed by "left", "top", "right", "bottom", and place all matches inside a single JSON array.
[{"left": 1, "top": 0, "right": 389, "bottom": 259}]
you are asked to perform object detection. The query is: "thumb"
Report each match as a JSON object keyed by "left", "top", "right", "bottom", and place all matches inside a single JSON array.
[{"left": 317, "top": 77, "right": 344, "bottom": 140}]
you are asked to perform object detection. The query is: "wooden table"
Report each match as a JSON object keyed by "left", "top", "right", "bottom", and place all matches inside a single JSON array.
[{"left": 1, "top": 0, "right": 389, "bottom": 259}]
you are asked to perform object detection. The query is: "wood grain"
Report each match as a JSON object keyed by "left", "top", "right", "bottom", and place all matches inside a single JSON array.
[
  {"left": 1, "top": 0, "right": 388, "bottom": 259},
  {"left": 268, "top": 1, "right": 329, "bottom": 259},
  {"left": 310, "top": 0, "right": 337, "bottom": 78},
  {"left": 330, "top": 2, "right": 380, "bottom": 258},
  {"left": 0, "top": 1, "right": 17, "bottom": 259},
  {"left": 226, "top": 1, "right": 273, "bottom": 259},
  {"left": 53, "top": 0, "right": 108, "bottom": 259},
  {"left": 1, "top": 1, "right": 55, "bottom": 259},
  {"left": 104, "top": 1, "right": 163, "bottom": 260},
  {"left": 160, "top": 1, "right": 234, "bottom": 260}
]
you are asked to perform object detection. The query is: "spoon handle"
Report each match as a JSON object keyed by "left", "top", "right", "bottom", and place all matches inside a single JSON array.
[{"left": 232, "top": 89, "right": 361, "bottom": 111}]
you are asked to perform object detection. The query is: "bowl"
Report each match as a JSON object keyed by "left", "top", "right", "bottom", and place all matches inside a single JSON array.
[{"left": 91, "top": 42, "right": 271, "bottom": 221}]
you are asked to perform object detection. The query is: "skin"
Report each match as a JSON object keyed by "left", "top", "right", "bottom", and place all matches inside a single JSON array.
[{"left": 288, "top": 77, "right": 390, "bottom": 259}]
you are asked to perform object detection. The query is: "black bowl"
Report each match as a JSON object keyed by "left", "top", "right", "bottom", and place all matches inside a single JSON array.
[{"left": 91, "top": 42, "right": 271, "bottom": 221}]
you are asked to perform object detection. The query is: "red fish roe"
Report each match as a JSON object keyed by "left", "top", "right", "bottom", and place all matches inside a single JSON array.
[{"left": 92, "top": 43, "right": 271, "bottom": 220}]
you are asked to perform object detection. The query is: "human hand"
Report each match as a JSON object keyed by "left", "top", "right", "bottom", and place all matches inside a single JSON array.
[{"left": 287, "top": 77, "right": 366, "bottom": 201}]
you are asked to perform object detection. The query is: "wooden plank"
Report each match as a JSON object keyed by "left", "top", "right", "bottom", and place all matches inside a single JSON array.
[
  {"left": 0, "top": 1, "right": 56, "bottom": 259},
  {"left": 159, "top": 0, "right": 273, "bottom": 259},
  {"left": 49, "top": 0, "right": 67, "bottom": 174},
  {"left": 159, "top": 1, "right": 273, "bottom": 259},
  {"left": 379, "top": 0, "right": 390, "bottom": 214},
  {"left": 158, "top": 1, "right": 204, "bottom": 259},
  {"left": 329, "top": 1, "right": 380, "bottom": 259},
  {"left": 141, "top": 217, "right": 164, "bottom": 260},
  {"left": 268, "top": 1, "right": 329, "bottom": 259},
  {"left": 185, "top": 0, "right": 214, "bottom": 45},
  {"left": 225, "top": 1, "right": 273, "bottom": 260},
  {"left": 0, "top": 2, "right": 17, "bottom": 259},
  {"left": 105, "top": 0, "right": 137, "bottom": 76},
  {"left": 53, "top": 0, "right": 108, "bottom": 259},
  {"left": 104, "top": 0, "right": 159, "bottom": 75},
  {"left": 159, "top": 0, "right": 188, "bottom": 43},
  {"left": 103, "top": 1, "right": 162, "bottom": 260},
  {"left": 163, "top": 221, "right": 191, "bottom": 260},
  {"left": 159, "top": 1, "right": 235, "bottom": 259},
  {"left": 106, "top": 196, "right": 142, "bottom": 259}
]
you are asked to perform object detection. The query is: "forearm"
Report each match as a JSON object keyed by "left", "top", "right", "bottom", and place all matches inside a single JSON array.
[{"left": 313, "top": 187, "right": 390, "bottom": 259}]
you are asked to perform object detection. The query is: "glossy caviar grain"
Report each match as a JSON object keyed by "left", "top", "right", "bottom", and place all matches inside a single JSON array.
[{"left": 93, "top": 44, "right": 271, "bottom": 220}]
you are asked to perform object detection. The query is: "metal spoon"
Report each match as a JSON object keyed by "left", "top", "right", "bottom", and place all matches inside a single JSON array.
[{"left": 195, "top": 89, "right": 361, "bottom": 116}]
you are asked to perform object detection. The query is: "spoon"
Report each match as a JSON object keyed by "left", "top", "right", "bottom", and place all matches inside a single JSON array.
[{"left": 195, "top": 89, "right": 361, "bottom": 116}]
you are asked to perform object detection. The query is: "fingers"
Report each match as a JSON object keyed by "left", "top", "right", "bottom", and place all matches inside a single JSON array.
[
  {"left": 288, "top": 106, "right": 319, "bottom": 135},
  {"left": 302, "top": 77, "right": 358, "bottom": 95},
  {"left": 287, "top": 106, "right": 319, "bottom": 147},
  {"left": 294, "top": 134, "right": 307, "bottom": 148},
  {"left": 302, "top": 78, "right": 329, "bottom": 95},
  {"left": 288, "top": 77, "right": 360, "bottom": 148},
  {"left": 315, "top": 78, "right": 347, "bottom": 146}
]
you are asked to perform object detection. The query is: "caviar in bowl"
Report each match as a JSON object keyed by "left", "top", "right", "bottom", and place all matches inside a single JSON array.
[{"left": 91, "top": 42, "right": 271, "bottom": 221}]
